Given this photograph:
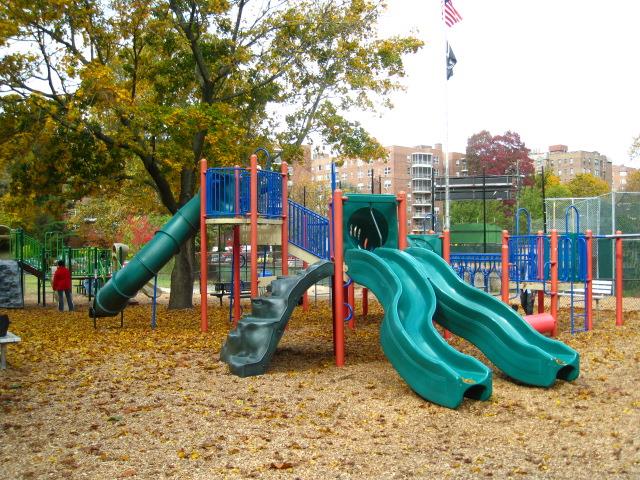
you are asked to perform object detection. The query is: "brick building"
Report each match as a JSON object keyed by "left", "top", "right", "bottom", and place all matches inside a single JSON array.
[
  {"left": 612, "top": 164, "right": 638, "bottom": 191},
  {"left": 542, "top": 145, "right": 612, "bottom": 185},
  {"left": 292, "top": 144, "right": 464, "bottom": 232}
]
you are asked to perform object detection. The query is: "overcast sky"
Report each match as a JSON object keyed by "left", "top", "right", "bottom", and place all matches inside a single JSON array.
[{"left": 355, "top": 0, "right": 640, "bottom": 166}]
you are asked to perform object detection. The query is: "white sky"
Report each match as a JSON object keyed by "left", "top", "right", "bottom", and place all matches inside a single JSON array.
[{"left": 355, "top": 0, "right": 640, "bottom": 166}]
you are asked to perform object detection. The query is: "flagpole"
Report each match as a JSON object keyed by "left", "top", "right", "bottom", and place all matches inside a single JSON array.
[{"left": 442, "top": 2, "right": 451, "bottom": 230}]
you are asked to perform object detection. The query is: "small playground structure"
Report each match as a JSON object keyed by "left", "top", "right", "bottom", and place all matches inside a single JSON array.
[
  {"left": 86, "top": 150, "right": 585, "bottom": 409},
  {"left": 3, "top": 229, "right": 112, "bottom": 308}
]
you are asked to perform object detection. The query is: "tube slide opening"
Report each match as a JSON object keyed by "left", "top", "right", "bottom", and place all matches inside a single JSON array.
[
  {"left": 347, "top": 207, "right": 389, "bottom": 250},
  {"left": 464, "top": 383, "right": 489, "bottom": 401}
]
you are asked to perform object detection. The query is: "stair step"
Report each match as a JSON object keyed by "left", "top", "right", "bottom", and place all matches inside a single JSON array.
[{"left": 251, "top": 297, "right": 287, "bottom": 317}]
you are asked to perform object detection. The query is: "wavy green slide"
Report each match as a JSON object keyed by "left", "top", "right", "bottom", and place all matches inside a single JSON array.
[
  {"left": 406, "top": 247, "right": 580, "bottom": 386},
  {"left": 90, "top": 194, "right": 200, "bottom": 317},
  {"left": 345, "top": 248, "right": 492, "bottom": 408}
]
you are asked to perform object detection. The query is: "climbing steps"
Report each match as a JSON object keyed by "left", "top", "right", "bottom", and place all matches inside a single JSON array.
[{"left": 220, "top": 260, "right": 334, "bottom": 377}]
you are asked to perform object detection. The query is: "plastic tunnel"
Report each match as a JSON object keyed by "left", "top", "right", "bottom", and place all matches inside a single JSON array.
[{"left": 90, "top": 194, "right": 200, "bottom": 317}]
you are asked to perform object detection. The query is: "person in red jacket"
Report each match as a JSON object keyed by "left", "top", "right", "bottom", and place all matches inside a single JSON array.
[{"left": 52, "top": 260, "right": 74, "bottom": 312}]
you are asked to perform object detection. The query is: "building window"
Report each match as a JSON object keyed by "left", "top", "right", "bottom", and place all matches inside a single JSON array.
[
  {"left": 384, "top": 167, "right": 391, "bottom": 176},
  {"left": 384, "top": 180, "right": 392, "bottom": 189},
  {"left": 357, "top": 171, "right": 364, "bottom": 179}
]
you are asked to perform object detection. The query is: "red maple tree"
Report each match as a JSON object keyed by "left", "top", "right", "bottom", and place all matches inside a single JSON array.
[{"left": 465, "top": 130, "right": 534, "bottom": 185}]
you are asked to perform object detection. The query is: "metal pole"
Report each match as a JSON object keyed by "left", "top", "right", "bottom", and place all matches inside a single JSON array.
[
  {"left": 586, "top": 230, "right": 593, "bottom": 331},
  {"left": 615, "top": 231, "right": 623, "bottom": 326},
  {"left": 397, "top": 192, "right": 407, "bottom": 250},
  {"left": 482, "top": 168, "right": 487, "bottom": 253},
  {"left": 501, "top": 230, "right": 510, "bottom": 303},
  {"left": 541, "top": 166, "right": 547, "bottom": 234},
  {"left": 199, "top": 158, "right": 208, "bottom": 332},
  {"left": 370, "top": 169, "right": 374, "bottom": 194},
  {"left": 431, "top": 167, "right": 436, "bottom": 231},
  {"left": 281, "top": 161, "right": 289, "bottom": 277},
  {"left": 250, "top": 154, "right": 259, "bottom": 297},
  {"left": 151, "top": 275, "right": 158, "bottom": 329},
  {"left": 332, "top": 189, "right": 345, "bottom": 366},
  {"left": 550, "top": 229, "right": 559, "bottom": 335}
]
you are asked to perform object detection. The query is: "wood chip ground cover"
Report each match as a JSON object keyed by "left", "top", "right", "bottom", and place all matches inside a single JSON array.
[{"left": 1, "top": 299, "right": 639, "bottom": 479}]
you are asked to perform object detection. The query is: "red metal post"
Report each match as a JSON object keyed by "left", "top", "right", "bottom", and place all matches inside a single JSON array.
[
  {"left": 537, "top": 230, "right": 545, "bottom": 314},
  {"left": 250, "top": 154, "right": 258, "bottom": 297},
  {"left": 501, "top": 230, "right": 509, "bottom": 304},
  {"left": 442, "top": 228, "right": 452, "bottom": 340},
  {"left": 199, "top": 158, "right": 208, "bottom": 332},
  {"left": 442, "top": 229, "right": 451, "bottom": 263},
  {"left": 362, "top": 287, "right": 368, "bottom": 318},
  {"left": 397, "top": 191, "right": 407, "bottom": 250},
  {"left": 585, "top": 230, "right": 593, "bottom": 330},
  {"left": 615, "top": 231, "right": 623, "bottom": 326},
  {"left": 232, "top": 225, "right": 241, "bottom": 326},
  {"left": 550, "top": 229, "right": 559, "bottom": 336},
  {"left": 332, "top": 189, "right": 345, "bottom": 367},
  {"left": 232, "top": 164, "right": 242, "bottom": 326},
  {"left": 281, "top": 161, "right": 289, "bottom": 277},
  {"left": 302, "top": 209, "right": 309, "bottom": 310}
]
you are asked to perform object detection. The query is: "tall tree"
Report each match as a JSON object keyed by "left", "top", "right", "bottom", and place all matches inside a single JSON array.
[
  {"left": 465, "top": 130, "right": 534, "bottom": 183},
  {"left": 566, "top": 173, "right": 610, "bottom": 198},
  {"left": 518, "top": 172, "right": 571, "bottom": 220},
  {"left": 624, "top": 170, "right": 640, "bottom": 192},
  {"left": 0, "top": 0, "right": 422, "bottom": 308}
]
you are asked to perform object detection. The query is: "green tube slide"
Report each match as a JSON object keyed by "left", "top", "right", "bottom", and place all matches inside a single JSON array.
[
  {"left": 90, "top": 194, "right": 201, "bottom": 317},
  {"left": 345, "top": 248, "right": 492, "bottom": 409},
  {"left": 406, "top": 247, "right": 580, "bottom": 386}
]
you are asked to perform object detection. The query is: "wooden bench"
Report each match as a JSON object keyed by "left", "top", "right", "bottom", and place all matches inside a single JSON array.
[
  {"left": 559, "top": 279, "right": 613, "bottom": 322},
  {"left": 0, "top": 332, "right": 21, "bottom": 370}
]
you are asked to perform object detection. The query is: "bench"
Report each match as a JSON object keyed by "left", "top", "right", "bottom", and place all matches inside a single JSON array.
[
  {"left": 559, "top": 279, "right": 614, "bottom": 322},
  {"left": 210, "top": 282, "right": 251, "bottom": 306},
  {"left": 0, "top": 332, "right": 21, "bottom": 370}
]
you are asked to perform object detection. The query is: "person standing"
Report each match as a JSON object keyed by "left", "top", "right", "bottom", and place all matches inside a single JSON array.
[{"left": 52, "top": 260, "right": 74, "bottom": 312}]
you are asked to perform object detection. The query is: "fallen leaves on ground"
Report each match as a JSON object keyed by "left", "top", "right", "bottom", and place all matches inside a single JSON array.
[{"left": 0, "top": 300, "right": 639, "bottom": 479}]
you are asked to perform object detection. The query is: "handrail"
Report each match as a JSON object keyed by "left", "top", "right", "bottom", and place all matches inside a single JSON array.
[
  {"left": 288, "top": 200, "right": 330, "bottom": 260},
  {"left": 205, "top": 167, "right": 283, "bottom": 218}
]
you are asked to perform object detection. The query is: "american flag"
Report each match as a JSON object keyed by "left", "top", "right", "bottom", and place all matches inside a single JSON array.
[{"left": 443, "top": 0, "right": 462, "bottom": 27}]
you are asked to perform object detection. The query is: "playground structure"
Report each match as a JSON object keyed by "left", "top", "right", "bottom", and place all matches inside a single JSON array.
[
  {"left": 445, "top": 206, "right": 627, "bottom": 335},
  {"left": 6, "top": 229, "right": 112, "bottom": 307},
  {"left": 88, "top": 151, "right": 582, "bottom": 409}
]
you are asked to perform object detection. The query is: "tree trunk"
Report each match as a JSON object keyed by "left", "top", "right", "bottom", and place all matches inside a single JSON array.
[
  {"left": 168, "top": 165, "right": 197, "bottom": 309},
  {"left": 168, "top": 236, "right": 196, "bottom": 309}
]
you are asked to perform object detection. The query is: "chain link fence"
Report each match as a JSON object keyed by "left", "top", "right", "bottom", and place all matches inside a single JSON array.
[{"left": 545, "top": 192, "right": 640, "bottom": 314}]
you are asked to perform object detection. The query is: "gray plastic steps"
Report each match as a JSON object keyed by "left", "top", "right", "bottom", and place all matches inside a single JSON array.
[{"left": 220, "top": 260, "right": 334, "bottom": 377}]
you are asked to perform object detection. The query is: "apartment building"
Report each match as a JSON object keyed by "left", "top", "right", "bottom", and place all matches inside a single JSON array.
[
  {"left": 293, "top": 144, "right": 463, "bottom": 233},
  {"left": 612, "top": 164, "right": 638, "bottom": 191},
  {"left": 542, "top": 145, "right": 612, "bottom": 185}
]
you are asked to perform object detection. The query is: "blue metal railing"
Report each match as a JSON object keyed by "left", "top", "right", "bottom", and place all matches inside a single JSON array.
[
  {"left": 288, "top": 200, "right": 330, "bottom": 260},
  {"left": 508, "top": 234, "right": 550, "bottom": 284},
  {"left": 205, "top": 167, "right": 283, "bottom": 218},
  {"left": 205, "top": 167, "right": 249, "bottom": 217},
  {"left": 257, "top": 169, "right": 282, "bottom": 219},
  {"left": 450, "top": 253, "right": 501, "bottom": 292}
]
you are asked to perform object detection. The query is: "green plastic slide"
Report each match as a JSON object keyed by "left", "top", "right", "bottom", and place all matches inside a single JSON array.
[
  {"left": 345, "top": 248, "right": 492, "bottom": 408},
  {"left": 406, "top": 247, "right": 580, "bottom": 386},
  {"left": 221, "top": 260, "right": 334, "bottom": 377},
  {"left": 90, "top": 194, "right": 200, "bottom": 317}
]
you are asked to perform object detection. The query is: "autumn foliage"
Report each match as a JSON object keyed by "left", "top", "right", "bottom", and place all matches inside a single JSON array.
[{"left": 465, "top": 130, "right": 535, "bottom": 184}]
